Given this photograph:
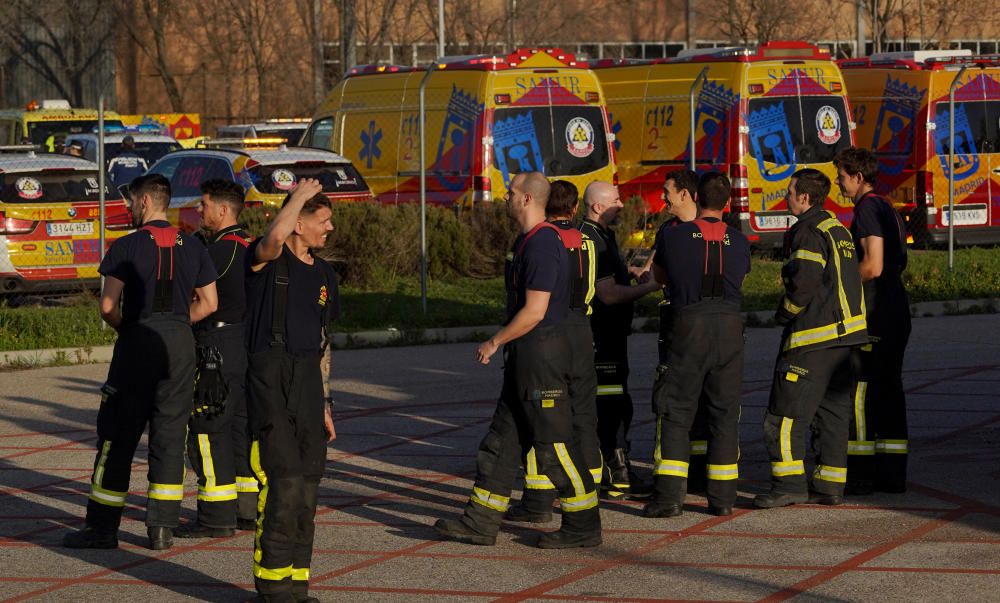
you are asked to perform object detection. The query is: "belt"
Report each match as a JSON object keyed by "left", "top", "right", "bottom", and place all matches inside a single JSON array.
[{"left": 197, "top": 320, "right": 241, "bottom": 331}]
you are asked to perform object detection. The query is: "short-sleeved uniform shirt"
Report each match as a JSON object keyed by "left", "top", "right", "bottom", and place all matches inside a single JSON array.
[
  {"left": 652, "top": 216, "right": 684, "bottom": 301},
  {"left": 652, "top": 217, "right": 751, "bottom": 310},
  {"left": 99, "top": 219, "right": 217, "bottom": 324},
  {"left": 850, "top": 192, "right": 908, "bottom": 330},
  {"left": 580, "top": 218, "right": 633, "bottom": 333},
  {"left": 199, "top": 225, "right": 253, "bottom": 325},
  {"left": 107, "top": 151, "right": 149, "bottom": 188},
  {"left": 244, "top": 242, "right": 339, "bottom": 356},
  {"left": 505, "top": 225, "right": 569, "bottom": 326}
]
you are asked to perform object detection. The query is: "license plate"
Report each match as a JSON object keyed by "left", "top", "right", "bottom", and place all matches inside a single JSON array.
[
  {"left": 754, "top": 213, "right": 796, "bottom": 230},
  {"left": 941, "top": 207, "right": 988, "bottom": 226},
  {"left": 46, "top": 221, "right": 94, "bottom": 236}
]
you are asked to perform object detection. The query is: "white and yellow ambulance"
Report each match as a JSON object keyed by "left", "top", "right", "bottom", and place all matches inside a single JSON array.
[
  {"left": 304, "top": 47, "right": 617, "bottom": 206},
  {"left": 840, "top": 50, "right": 1000, "bottom": 246},
  {"left": 592, "top": 41, "right": 855, "bottom": 248},
  {"left": 0, "top": 100, "right": 125, "bottom": 150}
]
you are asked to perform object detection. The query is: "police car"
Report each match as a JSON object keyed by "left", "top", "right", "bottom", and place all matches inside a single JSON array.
[
  {"left": 64, "top": 130, "right": 182, "bottom": 171},
  {"left": 0, "top": 148, "right": 131, "bottom": 293},
  {"left": 215, "top": 119, "right": 310, "bottom": 145},
  {"left": 144, "top": 142, "right": 373, "bottom": 232}
]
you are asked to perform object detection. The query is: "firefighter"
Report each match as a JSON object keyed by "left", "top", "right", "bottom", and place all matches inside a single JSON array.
[
  {"left": 63, "top": 174, "right": 218, "bottom": 550},
  {"left": 835, "top": 148, "right": 911, "bottom": 494},
  {"left": 173, "top": 180, "right": 255, "bottom": 539},
  {"left": 506, "top": 180, "right": 602, "bottom": 523},
  {"left": 580, "top": 181, "right": 660, "bottom": 498},
  {"left": 245, "top": 178, "right": 339, "bottom": 601},
  {"left": 434, "top": 172, "right": 601, "bottom": 549},
  {"left": 650, "top": 169, "right": 710, "bottom": 494},
  {"left": 645, "top": 172, "right": 750, "bottom": 518},
  {"left": 755, "top": 168, "right": 868, "bottom": 509}
]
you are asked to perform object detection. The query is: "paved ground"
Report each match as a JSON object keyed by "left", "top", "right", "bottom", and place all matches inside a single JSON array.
[{"left": 0, "top": 314, "right": 997, "bottom": 602}]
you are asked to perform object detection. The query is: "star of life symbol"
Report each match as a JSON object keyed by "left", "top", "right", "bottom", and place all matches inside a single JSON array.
[{"left": 360, "top": 120, "right": 382, "bottom": 169}]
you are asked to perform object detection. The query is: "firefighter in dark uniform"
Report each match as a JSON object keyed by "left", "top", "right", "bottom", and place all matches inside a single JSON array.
[
  {"left": 173, "top": 180, "right": 255, "bottom": 539},
  {"left": 245, "top": 178, "right": 338, "bottom": 602},
  {"left": 835, "top": 148, "right": 911, "bottom": 494},
  {"left": 645, "top": 172, "right": 750, "bottom": 518},
  {"left": 506, "top": 180, "right": 602, "bottom": 523},
  {"left": 755, "top": 168, "right": 868, "bottom": 509},
  {"left": 580, "top": 181, "right": 660, "bottom": 498},
  {"left": 650, "top": 169, "right": 710, "bottom": 494},
  {"left": 63, "top": 174, "right": 218, "bottom": 550},
  {"left": 434, "top": 171, "right": 601, "bottom": 549}
]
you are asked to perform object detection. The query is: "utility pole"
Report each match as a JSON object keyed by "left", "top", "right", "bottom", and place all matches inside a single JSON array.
[
  {"left": 856, "top": 0, "right": 866, "bottom": 57},
  {"left": 313, "top": 0, "right": 324, "bottom": 105},
  {"left": 438, "top": 0, "right": 445, "bottom": 57},
  {"left": 507, "top": 0, "right": 516, "bottom": 53},
  {"left": 341, "top": 0, "right": 356, "bottom": 74}
]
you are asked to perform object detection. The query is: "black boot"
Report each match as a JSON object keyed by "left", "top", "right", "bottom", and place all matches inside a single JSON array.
[
  {"left": 173, "top": 522, "right": 237, "bottom": 538},
  {"left": 147, "top": 526, "right": 173, "bottom": 550},
  {"left": 505, "top": 503, "right": 553, "bottom": 523},
  {"left": 601, "top": 448, "right": 634, "bottom": 498},
  {"left": 63, "top": 526, "right": 118, "bottom": 549},
  {"left": 753, "top": 491, "right": 807, "bottom": 509},
  {"left": 642, "top": 500, "right": 683, "bottom": 518},
  {"left": 433, "top": 519, "right": 496, "bottom": 546},
  {"left": 537, "top": 506, "right": 601, "bottom": 549}
]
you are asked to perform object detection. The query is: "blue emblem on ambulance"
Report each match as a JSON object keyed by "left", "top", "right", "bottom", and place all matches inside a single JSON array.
[
  {"left": 932, "top": 104, "right": 979, "bottom": 181},
  {"left": 692, "top": 80, "right": 737, "bottom": 165},
  {"left": 749, "top": 103, "right": 796, "bottom": 182},
  {"left": 434, "top": 85, "right": 481, "bottom": 191},
  {"left": 873, "top": 76, "right": 924, "bottom": 175},
  {"left": 493, "top": 112, "right": 543, "bottom": 186}
]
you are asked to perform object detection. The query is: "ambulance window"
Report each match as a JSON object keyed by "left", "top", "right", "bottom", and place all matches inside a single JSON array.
[
  {"left": 26, "top": 120, "right": 126, "bottom": 146},
  {"left": 0, "top": 121, "right": 11, "bottom": 144},
  {"left": 747, "top": 97, "right": 850, "bottom": 165},
  {"left": 936, "top": 101, "right": 1000, "bottom": 154},
  {"left": 249, "top": 162, "right": 369, "bottom": 194},
  {"left": 302, "top": 118, "right": 334, "bottom": 150},
  {"left": 491, "top": 107, "right": 609, "bottom": 177},
  {"left": 0, "top": 171, "right": 115, "bottom": 203}
]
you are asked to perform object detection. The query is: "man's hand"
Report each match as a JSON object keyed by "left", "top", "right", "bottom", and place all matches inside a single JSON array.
[
  {"left": 323, "top": 404, "right": 336, "bottom": 442},
  {"left": 476, "top": 338, "right": 499, "bottom": 365},
  {"left": 290, "top": 177, "right": 324, "bottom": 203}
]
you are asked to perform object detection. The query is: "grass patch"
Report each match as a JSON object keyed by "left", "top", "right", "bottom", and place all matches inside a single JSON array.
[{"left": 1, "top": 248, "right": 997, "bottom": 352}]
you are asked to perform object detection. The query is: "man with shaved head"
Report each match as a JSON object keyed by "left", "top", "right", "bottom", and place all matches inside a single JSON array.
[
  {"left": 435, "top": 172, "right": 602, "bottom": 549},
  {"left": 580, "top": 181, "right": 660, "bottom": 499}
]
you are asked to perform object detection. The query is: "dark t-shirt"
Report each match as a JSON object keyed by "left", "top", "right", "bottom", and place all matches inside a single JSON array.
[
  {"left": 244, "top": 242, "right": 339, "bottom": 355},
  {"left": 652, "top": 217, "right": 751, "bottom": 310},
  {"left": 505, "top": 225, "right": 568, "bottom": 326},
  {"left": 580, "top": 218, "right": 633, "bottom": 332},
  {"left": 850, "top": 192, "right": 909, "bottom": 324},
  {"left": 99, "top": 219, "right": 217, "bottom": 324},
  {"left": 199, "top": 225, "right": 253, "bottom": 325}
]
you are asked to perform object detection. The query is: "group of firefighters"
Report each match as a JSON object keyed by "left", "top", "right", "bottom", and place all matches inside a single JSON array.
[{"left": 55, "top": 143, "right": 910, "bottom": 600}]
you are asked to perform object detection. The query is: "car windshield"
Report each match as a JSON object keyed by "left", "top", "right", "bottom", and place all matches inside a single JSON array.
[
  {"left": 0, "top": 171, "right": 120, "bottom": 203},
  {"left": 248, "top": 162, "right": 369, "bottom": 194},
  {"left": 491, "top": 106, "right": 610, "bottom": 177},
  {"left": 301, "top": 119, "right": 333, "bottom": 150},
  {"left": 106, "top": 141, "right": 181, "bottom": 165},
  {"left": 747, "top": 96, "right": 850, "bottom": 165},
  {"left": 256, "top": 128, "right": 306, "bottom": 144},
  {"left": 932, "top": 100, "right": 1000, "bottom": 154},
  {"left": 27, "top": 120, "right": 126, "bottom": 146}
]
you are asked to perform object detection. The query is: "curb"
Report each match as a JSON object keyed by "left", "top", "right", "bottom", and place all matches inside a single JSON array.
[{"left": 3, "top": 297, "right": 997, "bottom": 366}]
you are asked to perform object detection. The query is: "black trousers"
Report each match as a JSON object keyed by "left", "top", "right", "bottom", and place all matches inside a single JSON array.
[
  {"left": 659, "top": 302, "right": 710, "bottom": 490},
  {"left": 848, "top": 311, "right": 911, "bottom": 488},
  {"left": 247, "top": 348, "right": 327, "bottom": 599},
  {"left": 593, "top": 324, "right": 633, "bottom": 458},
  {"left": 521, "top": 313, "right": 601, "bottom": 510},
  {"left": 764, "top": 344, "right": 857, "bottom": 497},
  {"left": 186, "top": 324, "right": 248, "bottom": 528},
  {"left": 460, "top": 327, "right": 599, "bottom": 536},
  {"left": 86, "top": 316, "right": 195, "bottom": 531},
  {"left": 651, "top": 301, "right": 743, "bottom": 508}
]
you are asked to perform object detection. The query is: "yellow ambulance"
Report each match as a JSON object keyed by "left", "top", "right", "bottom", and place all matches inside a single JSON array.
[
  {"left": 592, "top": 41, "right": 854, "bottom": 248},
  {"left": 840, "top": 50, "right": 1000, "bottom": 246},
  {"left": 303, "top": 47, "right": 616, "bottom": 206},
  {"left": 0, "top": 100, "right": 125, "bottom": 150}
]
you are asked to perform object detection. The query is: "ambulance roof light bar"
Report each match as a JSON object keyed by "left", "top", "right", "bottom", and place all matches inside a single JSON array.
[
  {"left": 345, "top": 64, "right": 413, "bottom": 77},
  {"left": 199, "top": 137, "right": 288, "bottom": 148},
  {"left": 432, "top": 47, "right": 580, "bottom": 71},
  {"left": 868, "top": 49, "right": 972, "bottom": 64},
  {"left": 265, "top": 118, "right": 312, "bottom": 124},
  {"left": 670, "top": 41, "right": 828, "bottom": 63}
]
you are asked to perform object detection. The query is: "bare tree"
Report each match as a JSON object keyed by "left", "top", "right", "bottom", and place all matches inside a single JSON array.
[
  {"left": 110, "top": 0, "right": 185, "bottom": 111},
  {"left": 866, "top": 0, "right": 900, "bottom": 52},
  {"left": 0, "top": 0, "right": 114, "bottom": 106},
  {"left": 221, "top": 0, "right": 278, "bottom": 117},
  {"left": 709, "top": 0, "right": 831, "bottom": 45}
]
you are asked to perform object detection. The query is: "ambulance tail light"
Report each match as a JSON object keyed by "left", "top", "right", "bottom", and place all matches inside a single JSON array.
[
  {"left": 473, "top": 176, "right": 492, "bottom": 203},
  {"left": 585, "top": 91, "right": 600, "bottom": 103},
  {"left": 748, "top": 84, "right": 764, "bottom": 94},
  {"left": 916, "top": 169, "right": 934, "bottom": 211},
  {"left": 830, "top": 82, "right": 843, "bottom": 92},
  {"left": 729, "top": 164, "right": 750, "bottom": 212},
  {"left": 494, "top": 94, "right": 511, "bottom": 105},
  {"left": 0, "top": 213, "right": 36, "bottom": 235}
]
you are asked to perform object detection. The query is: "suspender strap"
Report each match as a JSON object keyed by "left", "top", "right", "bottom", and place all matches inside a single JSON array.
[
  {"left": 220, "top": 233, "right": 252, "bottom": 248},
  {"left": 139, "top": 225, "right": 180, "bottom": 317},
  {"left": 270, "top": 252, "right": 290, "bottom": 347},
  {"left": 694, "top": 219, "right": 727, "bottom": 300}
]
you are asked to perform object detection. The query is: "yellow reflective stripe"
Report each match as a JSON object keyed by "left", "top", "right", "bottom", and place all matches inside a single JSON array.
[
  {"left": 854, "top": 381, "right": 868, "bottom": 440},
  {"left": 291, "top": 567, "right": 309, "bottom": 581},
  {"left": 596, "top": 385, "right": 624, "bottom": 396},
  {"left": 654, "top": 420, "right": 663, "bottom": 465},
  {"left": 525, "top": 475, "right": 555, "bottom": 490},
  {"left": 89, "top": 484, "right": 126, "bottom": 507},
  {"left": 654, "top": 459, "right": 689, "bottom": 478},
  {"left": 822, "top": 221, "right": 853, "bottom": 327},
  {"left": 553, "top": 443, "right": 587, "bottom": 496},
  {"left": 790, "top": 249, "right": 826, "bottom": 266},
  {"left": 785, "top": 314, "right": 867, "bottom": 350},
  {"left": 559, "top": 490, "right": 598, "bottom": 512},
  {"left": 470, "top": 486, "right": 509, "bottom": 512},
  {"left": 93, "top": 439, "right": 111, "bottom": 487},
  {"left": 814, "top": 465, "right": 847, "bottom": 483},
  {"left": 198, "top": 433, "right": 217, "bottom": 489},
  {"left": 848, "top": 440, "right": 876, "bottom": 455},
  {"left": 876, "top": 439, "right": 909, "bottom": 454},
  {"left": 689, "top": 440, "right": 708, "bottom": 455},
  {"left": 148, "top": 482, "right": 184, "bottom": 501},
  {"left": 198, "top": 484, "right": 238, "bottom": 502},
  {"left": 254, "top": 562, "right": 293, "bottom": 580},
  {"left": 526, "top": 447, "right": 539, "bottom": 475},
  {"left": 706, "top": 463, "right": 739, "bottom": 480},
  {"left": 782, "top": 297, "right": 805, "bottom": 315},
  {"left": 590, "top": 467, "right": 603, "bottom": 485},
  {"left": 583, "top": 237, "right": 596, "bottom": 311},
  {"left": 780, "top": 417, "right": 794, "bottom": 463},
  {"left": 250, "top": 440, "right": 267, "bottom": 564},
  {"left": 771, "top": 460, "right": 805, "bottom": 476},
  {"left": 236, "top": 476, "right": 260, "bottom": 493}
]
